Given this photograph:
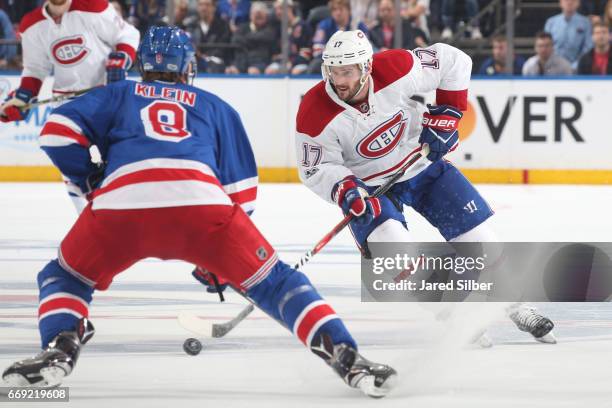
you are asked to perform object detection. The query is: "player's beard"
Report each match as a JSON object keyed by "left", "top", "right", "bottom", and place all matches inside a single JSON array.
[
  {"left": 334, "top": 80, "right": 362, "bottom": 103},
  {"left": 334, "top": 78, "right": 368, "bottom": 104},
  {"left": 47, "top": 0, "right": 70, "bottom": 18}
]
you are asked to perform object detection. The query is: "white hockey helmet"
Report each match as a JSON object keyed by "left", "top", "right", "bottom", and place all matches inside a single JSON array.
[{"left": 321, "top": 29, "right": 373, "bottom": 83}]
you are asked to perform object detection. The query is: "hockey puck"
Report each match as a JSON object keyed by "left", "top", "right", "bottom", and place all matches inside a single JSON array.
[{"left": 183, "top": 338, "right": 203, "bottom": 356}]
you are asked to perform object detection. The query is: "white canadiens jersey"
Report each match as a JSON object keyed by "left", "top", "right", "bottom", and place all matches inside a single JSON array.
[
  {"left": 18, "top": 0, "right": 140, "bottom": 94},
  {"left": 295, "top": 43, "right": 472, "bottom": 203}
]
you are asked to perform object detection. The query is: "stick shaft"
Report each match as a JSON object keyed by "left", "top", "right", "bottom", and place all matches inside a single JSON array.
[
  {"left": 195, "top": 148, "right": 428, "bottom": 339},
  {"left": 23, "top": 87, "right": 96, "bottom": 110},
  {"left": 294, "top": 149, "right": 425, "bottom": 268}
]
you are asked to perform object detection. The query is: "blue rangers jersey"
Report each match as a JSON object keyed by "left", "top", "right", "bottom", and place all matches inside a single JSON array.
[{"left": 39, "top": 80, "right": 258, "bottom": 213}]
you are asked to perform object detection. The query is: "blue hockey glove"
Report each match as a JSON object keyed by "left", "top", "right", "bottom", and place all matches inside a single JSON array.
[
  {"left": 0, "top": 88, "right": 35, "bottom": 122},
  {"left": 106, "top": 52, "right": 131, "bottom": 83},
  {"left": 418, "top": 104, "right": 463, "bottom": 161},
  {"left": 332, "top": 176, "right": 381, "bottom": 226}
]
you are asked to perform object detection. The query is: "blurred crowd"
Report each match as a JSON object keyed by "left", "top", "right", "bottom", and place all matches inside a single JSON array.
[
  {"left": 0, "top": 0, "right": 611, "bottom": 75},
  {"left": 481, "top": 0, "right": 612, "bottom": 76}
]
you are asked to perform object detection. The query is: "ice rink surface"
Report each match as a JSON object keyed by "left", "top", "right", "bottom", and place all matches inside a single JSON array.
[{"left": 1, "top": 182, "right": 612, "bottom": 408}]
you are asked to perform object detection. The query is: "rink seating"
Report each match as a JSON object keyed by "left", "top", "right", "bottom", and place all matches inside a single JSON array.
[{"left": 0, "top": 74, "right": 610, "bottom": 184}]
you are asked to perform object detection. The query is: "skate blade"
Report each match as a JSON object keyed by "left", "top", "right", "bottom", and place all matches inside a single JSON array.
[
  {"left": 471, "top": 332, "right": 493, "bottom": 349},
  {"left": 2, "top": 373, "right": 34, "bottom": 387},
  {"left": 535, "top": 332, "right": 557, "bottom": 344},
  {"left": 357, "top": 372, "right": 399, "bottom": 399},
  {"left": 40, "top": 367, "right": 66, "bottom": 387}
]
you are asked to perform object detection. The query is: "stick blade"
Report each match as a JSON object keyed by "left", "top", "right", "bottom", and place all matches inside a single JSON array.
[
  {"left": 211, "top": 304, "right": 255, "bottom": 338},
  {"left": 177, "top": 311, "right": 213, "bottom": 337}
]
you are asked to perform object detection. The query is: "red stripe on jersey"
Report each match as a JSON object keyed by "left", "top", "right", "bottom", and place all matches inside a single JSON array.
[
  {"left": 20, "top": 77, "right": 43, "bottom": 96},
  {"left": 18, "top": 7, "right": 45, "bottom": 34},
  {"left": 116, "top": 43, "right": 136, "bottom": 63},
  {"left": 92, "top": 168, "right": 223, "bottom": 199},
  {"left": 372, "top": 49, "right": 415, "bottom": 93},
  {"left": 296, "top": 303, "right": 336, "bottom": 344},
  {"left": 296, "top": 81, "right": 344, "bottom": 137},
  {"left": 228, "top": 187, "right": 257, "bottom": 204},
  {"left": 39, "top": 298, "right": 89, "bottom": 318},
  {"left": 40, "top": 122, "right": 90, "bottom": 147},
  {"left": 70, "top": 0, "right": 109, "bottom": 13},
  {"left": 362, "top": 146, "right": 421, "bottom": 182},
  {"left": 436, "top": 89, "right": 468, "bottom": 111}
]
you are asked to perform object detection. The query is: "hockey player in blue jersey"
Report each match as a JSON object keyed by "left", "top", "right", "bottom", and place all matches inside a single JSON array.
[{"left": 2, "top": 26, "right": 397, "bottom": 398}]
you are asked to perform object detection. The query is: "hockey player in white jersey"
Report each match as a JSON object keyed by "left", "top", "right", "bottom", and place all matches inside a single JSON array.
[
  {"left": 295, "top": 30, "right": 556, "bottom": 344},
  {"left": 0, "top": 0, "right": 140, "bottom": 211}
]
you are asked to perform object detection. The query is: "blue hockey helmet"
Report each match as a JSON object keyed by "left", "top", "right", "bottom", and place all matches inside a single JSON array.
[{"left": 137, "top": 26, "right": 196, "bottom": 80}]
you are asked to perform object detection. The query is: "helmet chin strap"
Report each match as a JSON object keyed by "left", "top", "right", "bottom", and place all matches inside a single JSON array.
[
  {"left": 347, "top": 74, "right": 369, "bottom": 103},
  {"left": 187, "top": 61, "right": 196, "bottom": 85},
  {"left": 347, "top": 61, "right": 371, "bottom": 103}
]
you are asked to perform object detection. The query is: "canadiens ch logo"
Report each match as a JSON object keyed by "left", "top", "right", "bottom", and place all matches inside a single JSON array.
[
  {"left": 356, "top": 111, "right": 407, "bottom": 159},
  {"left": 51, "top": 35, "right": 90, "bottom": 65}
]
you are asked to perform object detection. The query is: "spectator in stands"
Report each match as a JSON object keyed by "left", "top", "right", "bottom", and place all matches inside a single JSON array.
[
  {"left": 2, "top": 0, "right": 39, "bottom": 25},
  {"left": 308, "top": 0, "right": 368, "bottom": 73},
  {"left": 350, "top": 0, "right": 378, "bottom": 29},
  {"left": 402, "top": 0, "right": 430, "bottom": 38},
  {"left": 265, "top": 0, "right": 313, "bottom": 74},
  {"left": 578, "top": 21, "right": 612, "bottom": 73},
  {"left": 523, "top": 31, "right": 573, "bottom": 76},
  {"left": 579, "top": 0, "right": 606, "bottom": 24},
  {"left": 217, "top": 0, "right": 251, "bottom": 32},
  {"left": 440, "top": 0, "right": 482, "bottom": 40},
  {"left": 188, "top": 0, "right": 232, "bottom": 73},
  {"left": 301, "top": 0, "right": 328, "bottom": 23},
  {"left": 171, "top": 0, "right": 198, "bottom": 28},
  {"left": 128, "top": 0, "right": 167, "bottom": 34},
  {"left": 544, "top": 0, "right": 593, "bottom": 69},
  {"left": 369, "top": 0, "right": 427, "bottom": 52},
  {"left": 603, "top": 0, "right": 612, "bottom": 29},
  {"left": 478, "top": 34, "right": 525, "bottom": 75},
  {"left": 225, "top": 1, "right": 276, "bottom": 74},
  {"left": 0, "top": 8, "right": 16, "bottom": 68}
]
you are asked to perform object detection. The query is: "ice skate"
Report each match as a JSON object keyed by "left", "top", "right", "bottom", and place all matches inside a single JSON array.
[
  {"left": 433, "top": 306, "right": 494, "bottom": 348},
  {"left": 2, "top": 318, "right": 94, "bottom": 387},
  {"left": 472, "top": 330, "right": 493, "bottom": 348},
  {"left": 508, "top": 305, "right": 556, "bottom": 344},
  {"left": 311, "top": 334, "right": 398, "bottom": 398}
]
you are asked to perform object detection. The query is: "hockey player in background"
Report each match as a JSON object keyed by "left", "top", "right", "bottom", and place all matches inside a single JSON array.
[
  {"left": 1, "top": 26, "right": 397, "bottom": 398},
  {"left": 294, "top": 30, "right": 556, "bottom": 344},
  {"left": 0, "top": 0, "right": 140, "bottom": 212}
]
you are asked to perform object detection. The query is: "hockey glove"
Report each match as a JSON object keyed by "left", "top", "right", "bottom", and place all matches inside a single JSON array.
[
  {"left": 192, "top": 267, "right": 228, "bottom": 299},
  {"left": 332, "top": 176, "right": 381, "bottom": 226},
  {"left": 0, "top": 88, "right": 35, "bottom": 122},
  {"left": 106, "top": 51, "right": 131, "bottom": 83},
  {"left": 418, "top": 104, "right": 462, "bottom": 162},
  {"left": 81, "top": 162, "right": 107, "bottom": 200}
]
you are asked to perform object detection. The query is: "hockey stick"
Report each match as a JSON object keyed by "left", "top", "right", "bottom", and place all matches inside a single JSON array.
[
  {"left": 294, "top": 144, "right": 429, "bottom": 268},
  {"left": 178, "top": 146, "right": 429, "bottom": 338},
  {"left": 22, "top": 87, "right": 96, "bottom": 110},
  {"left": 178, "top": 304, "right": 255, "bottom": 338}
]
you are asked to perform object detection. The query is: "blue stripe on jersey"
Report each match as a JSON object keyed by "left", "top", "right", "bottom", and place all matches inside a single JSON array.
[{"left": 41, "top": 80, "right": 257, "bottom": 197}]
